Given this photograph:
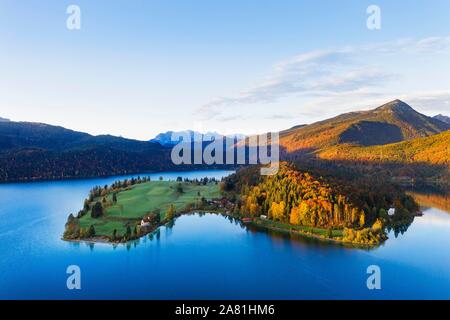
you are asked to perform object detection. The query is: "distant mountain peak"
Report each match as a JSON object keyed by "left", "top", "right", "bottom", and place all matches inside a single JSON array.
[
  {"left": 150, "top": 130, "right": 247, "bottom": 147},
  {"left": 433, "top": 114, "right": 450, "bottom": 125},
  {"left": 280, "top": 99, "right": 450, "bottom": 153},
  {"left": 376, "top": 99, "right": 414, "bottom": 113},
  {"left": 0, "top": 117, "right": 10, "bottom": 122}
]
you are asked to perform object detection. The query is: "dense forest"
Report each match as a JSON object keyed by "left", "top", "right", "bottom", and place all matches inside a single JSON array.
[
  {"left": 0, "top": 120, "right": 172, "bottom": 181},
  {"left": 0, "top": 147, "right": 173, "bottom": 181},
  {"left": 317, "top": 130, "right": 450, "bottom": 166},
  {"left": 0, "top": 120, "right": 237, "bottom": 182},
  {"left": 222, "top": 163, "right": 419, "bottom": 245},
  {"left": 291, "top": 130, "right": 450, "bottom": 188}
]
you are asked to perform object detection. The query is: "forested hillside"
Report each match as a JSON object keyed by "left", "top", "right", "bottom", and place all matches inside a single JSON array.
[
  {"left": 317, "top": 130, "right": 450, "bottom": 166},
  {"left": 279, "top": 100, "right": 449, "bottom": 154},
  {"left": 0, "top": 120, "right": 173, "bottom": 181},
  {"left": 223, "top": 163, "right": 419, "bottom": 245}
]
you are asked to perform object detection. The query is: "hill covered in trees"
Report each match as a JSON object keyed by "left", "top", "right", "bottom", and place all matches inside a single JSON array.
[
  {"left": 0, "top": 120, "right": 202, "bottom": 181},
  {"left": 317, "top": 130, "right": 450, "bottom": 166},
  {"left": 279, "top": 100, "right": 449, "bottom": 154},
  {"left": 276, "top": 100, "right": 449, "bottom": 185},
  {"left": 0, "top": 120, "right": 239, "bottom": 182},
  {"left": 0, "top": 120, "right": 167, "bottom": 152},
  {"left": 222, "top": 163, "right": 419, "bottom": 245},
  {"left": 306, "top": 130, "right": 450, "bottom": 187}
]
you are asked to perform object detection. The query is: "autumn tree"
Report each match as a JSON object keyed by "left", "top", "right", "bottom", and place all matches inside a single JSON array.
[
  {"left": 359, "top": 213, "right": 366, "bottom": 228},
  {"left": 270, "top": 201, "right": 286, "bottom": 221},
  {"left": 166, "top": 204, "right": 176, "bottom": 220},
  {"left": 290, "top": 206, "right": 301, "bottom": 225}
]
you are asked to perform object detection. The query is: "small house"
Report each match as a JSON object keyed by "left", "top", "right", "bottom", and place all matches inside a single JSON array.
[{"left": 140, "top": 220, "right": 150, "bottom": 227}]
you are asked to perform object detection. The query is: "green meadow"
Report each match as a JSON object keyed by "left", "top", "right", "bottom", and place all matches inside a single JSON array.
[
  {"left": 79, "top": 180, "right": 221, "bottom": 237},
  {"left": 253, "top": 218, "right": 344, "bottom": 239}
]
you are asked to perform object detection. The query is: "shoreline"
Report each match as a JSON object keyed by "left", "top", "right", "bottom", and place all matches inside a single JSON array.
[
  {"left": 62, "top": 209, "right": 231, "bottom": 245},
  {"left": 1, "top": 167, "right": 237, "bottom": 185},
  {"left": 247, "top": 218, "right": 377, "bottom": 249},
  {"left": 62, "top": 210, "right": 381, "bottom": 248}
]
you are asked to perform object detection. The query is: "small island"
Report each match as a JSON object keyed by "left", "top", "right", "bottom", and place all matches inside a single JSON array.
[{"left": 64, "top": 163, "right": 420, "bottom": 247}]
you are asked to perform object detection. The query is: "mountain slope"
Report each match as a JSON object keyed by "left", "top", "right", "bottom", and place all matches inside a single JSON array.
[
  {"left": 150, "top": 130, "right": 246, "bottom": 147},
  {"left": 434, "top": 114, "right": 450, "bottom": 125},
  {"left": 280, "top": 100, "right": 450, "bottom": 153},
  {"left": 0, "top": 120, "right": 172, "bottom": 181},
  {"left": 317, "top": 130, "right": 450, "bottom": 166},
  {"left": 0, "top": 121, "right": 163, "bottom": 152},
  {"left": 150, "top": 130, "right": 217, "bottom": 147}
]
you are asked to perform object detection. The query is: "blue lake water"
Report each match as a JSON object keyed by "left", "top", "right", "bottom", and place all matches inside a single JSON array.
[{"left": 0, "top": 170, "right": 449, "bottom": 299}]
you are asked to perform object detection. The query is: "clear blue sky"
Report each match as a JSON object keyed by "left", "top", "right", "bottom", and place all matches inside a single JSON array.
[{"left": 1, "top": 0, "right": 449, "bottom": 139}]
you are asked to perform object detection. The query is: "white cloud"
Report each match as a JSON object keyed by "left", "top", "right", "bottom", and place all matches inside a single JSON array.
[
  {"left": 400, "top": 91, "right": 450, "bottom": 115},
  {"left": 198, "top": 37, "right": 450, "bottom": 120}
]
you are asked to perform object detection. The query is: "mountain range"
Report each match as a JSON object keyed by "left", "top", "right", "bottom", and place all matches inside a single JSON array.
[
  {"left": 0, "top": 121, "right": 164, "bottom": 153},
  {"left": 0, "top": 99, "right": 448, "bottom": 182},
  {"left": 279, "top": 100, "right": 449, "bottom": 154},
  {"left": 150, "top": 130, "right": 246, "bottom": 147},
  {"left": 434, "top": 114, "right": 450, "bottom": 124},
  {"left": 0, "top": 121, "right": 172, "bottom": 181}
]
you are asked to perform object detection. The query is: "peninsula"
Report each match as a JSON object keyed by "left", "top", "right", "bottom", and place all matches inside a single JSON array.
[{"left": 63, "top": 163, "right": 420, "bottom": 246}]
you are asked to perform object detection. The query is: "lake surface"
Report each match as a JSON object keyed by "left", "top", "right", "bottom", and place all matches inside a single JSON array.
[{"left": 0, "top": 170, "right": 449, "bottom": 299}]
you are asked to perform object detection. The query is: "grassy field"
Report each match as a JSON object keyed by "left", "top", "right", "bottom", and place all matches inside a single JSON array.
[
  {"left": 79, "top": 181, "right": 221, "bottom": 237},
  {"left": 252, "top": 218, "right": 343, "bottom": 239}
]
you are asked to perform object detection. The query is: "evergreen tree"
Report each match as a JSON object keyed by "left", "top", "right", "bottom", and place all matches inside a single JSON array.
[
  {"left": 91, "top": 202, "right": 103, "bottom": 218},
  {"left": 87, "top": 225, "right": 96, "bottom": 237},
  {"left": 83, "top": 199, "right": 90, "bottom": 211},
  {"left": 125, "top": 225, "right": 132, "bottom": 240}
]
